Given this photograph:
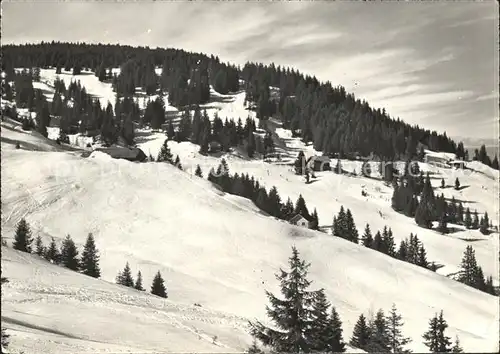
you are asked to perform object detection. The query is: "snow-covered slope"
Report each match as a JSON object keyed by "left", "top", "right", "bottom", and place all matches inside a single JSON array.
[
  {"left": 1, "top": 125, "right": 498, "bottom": 353},
  {"left": 1, "top": 247, "right": 250, "bottom": 354}
]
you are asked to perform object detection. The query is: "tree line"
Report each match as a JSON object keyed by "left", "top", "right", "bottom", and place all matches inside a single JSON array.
[
  {"left": 2, "top": 42, "right": 471, "bottom": 164},
  {"left": 247, "top": 246, "right": 464, "bottom": 353},
  {"left": 391, "top": 162, "right": 492, "bottom": 234},
  {"left": 9, "top": 218, "right": 170, "bottom": 299}
]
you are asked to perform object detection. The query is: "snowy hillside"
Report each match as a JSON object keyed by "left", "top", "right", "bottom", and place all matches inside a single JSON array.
[{"left": 1, "top": 122, "right": 498, "bottom": 353}]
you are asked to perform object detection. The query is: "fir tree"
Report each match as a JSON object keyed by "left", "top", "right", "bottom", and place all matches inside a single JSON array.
[
  {"left": 195, "top": 164, "right": 203, "bottom": 178},
  {"left": 294, "top": 151, "right": 306, "bottom": 175},
  {"left": 361, "top": 224, "right": 373, "bottom": 248},
  {"left": 367, "top": 309, "right": 391, "bottom": 353},
  {"left": 382, "top": 227, "right": 396, "bottom": 257},
  {"left": 327, "top": 306, "right": 346, "bottom": 352},
  {"left": 60, "top": 235, "right": 79, "bottom": 271},
  {"left": 417, "top": 244, "right": 428, "bottom": 268},
  {"left": 454, "top": 177, "right": 460, "bottom": 190},
  {"left": 441, "top": 178, "right": 445, "bottom": 188},
  {"left": 157, "top": 139, "right": 173, "bottom": 163},
  {"left": 116, "top": 262, "right": 134, "bottom": 287},
  {"left": 472, "top": 210, "right": 479, "bottom": 229},
  {"left": 80, "top": 233, "right": 100, "bottom": 278},
  {"left": 422, "top": 311, "right": 452, "bottom": 353},
  {"left": 249, "top": 246, "right": 317, "bottom": 352},
  {"left": 464, "top": 208, "right": 472, "bottom": 229},
  {"left": 397, "top": 240, "right": 408, "bottom": 261},
  {"left": 345, "top": 208, "right": 359, "bottom": 243},
  {"left": 134, "top": 271, "right": 144, "bottom": 291},
  {"left": 151, "top": 271, "right": 167, "bottom": 298},
  {"left": 387, "top": 304, "right": 411, "bottom": 353},
  {"left": 309, "top": 289, "right": 331, "bottom": 351},
  {"left": 438, "top": 212, "right": 448, "bottom": 234},
  {"left": 44, "top": 238, "right": 61, "bottom": 264},
  {"left": 13, "top": 218, "right": 33, "bottom": 253},
  {"left": 350, "top": 313, "right": 371, "bottom": 351},
  {"left": 373, "top": 231, "right": 383, "bottom": 252},
  {"left": 294, "top": 194, "right": 310, "bottom": 219},
  {"left": 451, "top": 336, "right": 463, "bottom": 353},
  {"left": 479, "top": 212, "right": 489, "bottom": 235},
  {"left": 457, "top": 245, "right": 480, "bottom": 287},
  {"left": 35, "top": 235, "right": 45, "bottom": 256}
]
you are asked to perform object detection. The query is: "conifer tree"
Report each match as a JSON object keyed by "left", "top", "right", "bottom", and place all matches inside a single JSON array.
[
  {"left": 382, "top": 227, "right": 396, "bottom": 256},
  {"left": 350, "top": 313, "right": 371, "bottom": 351},
  {"left": 397, "top": 240, "right": 408, "bottom": 261},
  {"left": 345, "top": 209, "right": 359, "bottom": 243},
  {"left": 327, "top": 306, "right": 346, "bottom": 352},
  {"left": 362, "top": 224, "right": 373, "bottom": 248},
  {"left": 195, "top": 164, "right": 203, "bottom": 178},
  {"left": 422, "top": 311, "right": 452, "bottom": 353},
  {"left": 80, "top": 233, "right": 100, "bottom": 278},
  {"left": 116, "top": 262, "right": 134, "bottom": 287},
  {"left": 472, "top": 210, "right": 479, "bottom": 229},
  {"left": 458, "top": 245, "right": 481, "bottom": 287},
  {"left": 454, "top": 177, "right": 460, "bottom": 190},
  {"left": 479, "top": 212, "right": 489, "bottom": 235},
  {"left": 387, "top": 304, "right": 411, "bottom": 353},
  {"left": 373, "top": 231, "right": 383, "bottom": 252},
  {"left": 35, "top": 235, "right": 45, "bottom": 256},
  {"left": 249, "top": 246, "right": 317, "bottom": 352},
  {"left": 157, "top": 139, "right": 173, "bottom": 163},
  {"left": 417, "top": 245, "right": 428, "bottom": 268},
  {"left": 438, "top": 212, "right": 448, "bottom": 234},
  {"left": 294, "top": 194, "right": 310, "bottom": 219},
  {"left": 441, "top": 178, "right": 445, "bottom": 188},
  {"left": 60, "top": 235, "right": 79, "bottom": 271},
  {"left": 151, "top": 271, "right": 167, "bottom": 298},
  {"left": 44, "top": 238, "right": 61, "bottom": 264},
  {"left": 309, "top": 289, "right": 331, "bottom": 351},
  {"left": 464, "top": 208, "right": 472, "bottom": 229},
  {"left": 451, "top": 336, "right": 463, "bottom": 353},
  {"left": 135, "top": 271, "right": 144, "bottom": 291},
  {"left": 13, "top": 218, "right": 33, "bottom": 253},
  {"left": 367, "top": 309, "right": 391, "bottom": 352},
  {"left": 294, "top": 151, "right": 306, "bottom": 175}
]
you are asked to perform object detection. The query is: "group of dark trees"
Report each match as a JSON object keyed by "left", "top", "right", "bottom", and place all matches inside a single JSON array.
[
  {"left": 472, "top": 145, "right": 499, "bottom": 170},
  {"left": 1, "top": 42, "right": 239, "bottom": 107},
  {"left": 115, "top": 262, "right": 167, "bottom": 298},
  {"left": 240, "top": 62, "right": 464, "bottom": 161},
  {"left": 2, "top": 42, "right": 474, "bottom": 164},
  {"left": 206, "top": 159, "right": 319, "bottom": 227},
  {"left": 391, "top": 163, "right": 492, "bottom": 234},
  {"left": 332, "top": 206, "right": 359, "bottom": 243},
  {"left": 458, "top": 246, "right": 496, "bottom": 295},
  {"left": 12, "top": 218, "right": 101, "bottom": 278},
  {"left": 248, "top": 246, "right": 464, "bottom": 353}
]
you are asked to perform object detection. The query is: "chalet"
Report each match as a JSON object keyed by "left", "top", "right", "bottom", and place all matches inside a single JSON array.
[
  {"left": 306, "top": 155, "right": 331, "bottom": 171},
  {"left": 289, "top": 214, "right": 309, "bottom": 228},
  {"left": 424, "top": 150, "right": 458, "bottom": 168},
  {"left": 94, "top": 146, "right": 147, "bottom": 162}
]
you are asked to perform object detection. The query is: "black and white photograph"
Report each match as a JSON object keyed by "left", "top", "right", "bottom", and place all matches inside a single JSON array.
[{"left": 0, "top": 1, "right": 498, "bottom": 353}]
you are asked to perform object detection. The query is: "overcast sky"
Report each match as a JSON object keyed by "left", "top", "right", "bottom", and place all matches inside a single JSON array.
[{"left": 3, "top": 1, "right": 498, "bottom": 143}]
